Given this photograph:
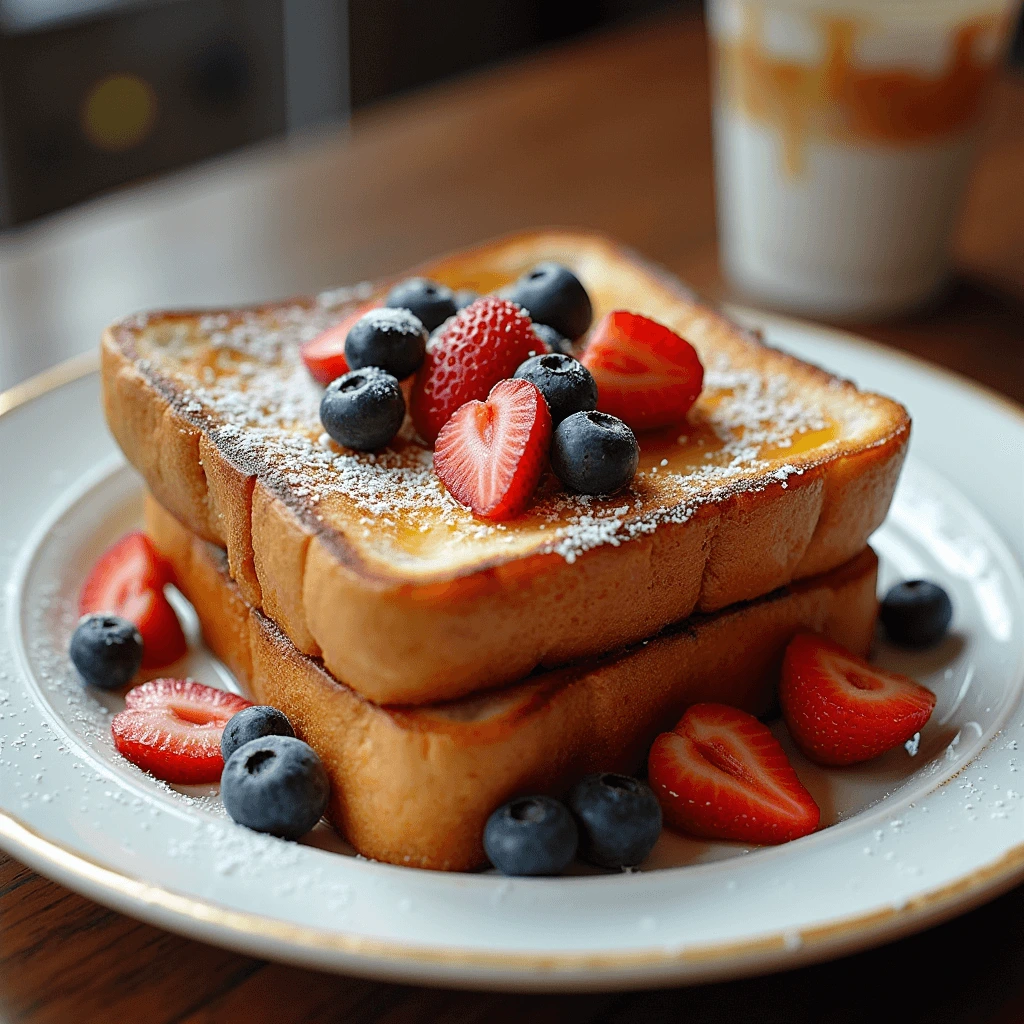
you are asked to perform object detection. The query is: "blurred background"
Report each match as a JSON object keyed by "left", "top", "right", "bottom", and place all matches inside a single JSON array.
[{"left": 0, "top": 0, "right": 1021, "bottom": 390}]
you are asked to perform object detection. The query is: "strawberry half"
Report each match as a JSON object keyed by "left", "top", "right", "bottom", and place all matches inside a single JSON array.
[
  {"left": 580, "top": 311, "right": 704, "bottom": 432},
  {"left": 301, "top": 304, "right": 373, "bottom": 385},
  {"left": 411, "top": 296, "right": 541, "bottom": 445},
  {"left": 80, "top": 532, "right": 187, "bottom": 669},
  {"left": 433, "top": 377, "right": 551, "bottom": 520},
  {"left": 111, "top": 679, "right": 252, "bottom": 784},
  {"left": 648, "top": 703, "right": 820, "bottom": 845},
  {"left": 780, "top": 633, "right": 937, "bottom": 767}
]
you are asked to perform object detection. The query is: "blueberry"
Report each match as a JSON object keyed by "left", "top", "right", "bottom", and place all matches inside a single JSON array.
[
  {"left": 69, "top": 613, "right": 143, "bottom": 690},
  {"left": 344, "top": 307, "right": 427, "bottom": 380},
  {"left": 881, "top": 580, "right": 953, "bottom": 648},
  {"left": 320, "top": 367, "right": 405, "bottom": 451},
  {"left": 567, "top": 773, "right": 662, "bottom": 869},
  {"left": 551, "top": 411, "right": 639, "bottom": 495},
  {"left": 506, "top": 263, "right": 592, "bottom": 340},
  {"left": 454, "top": 288, "right": 478, "bottom": 311},
  {"left": 514, "top": 353, "right": 598, "bottom": 425},
  {"left": 385, "top": 277, "right": 457, "bottom": 332},
  {"left": 221, "top": 705, "right": 295, "bottom": 762},
  {"left": 221, "top": 735, "right": 330, "bottom": 840},
  {"left": 483, "top": 795, "right": 578, "bottom": 876},
  {"left": 531, "top": 322, "right": 574, "bottom": 356}
]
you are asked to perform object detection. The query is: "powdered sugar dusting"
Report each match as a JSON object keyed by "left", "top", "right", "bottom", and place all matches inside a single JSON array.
[
  {"left": 135, "top": 306, "right": 838, "bottom": 567},
  {"left": 358, "top": 306, "right": 426, "bottom": 335}
]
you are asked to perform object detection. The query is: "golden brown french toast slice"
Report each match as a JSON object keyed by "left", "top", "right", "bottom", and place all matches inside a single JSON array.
[
  {"left": 146, "top": 493, "right": 879, "bottom": 872},
  {"left": 105, "top": 230, "right": 908, "bottom": 706}
]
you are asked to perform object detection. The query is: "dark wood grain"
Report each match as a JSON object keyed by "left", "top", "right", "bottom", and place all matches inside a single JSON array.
[
  {"left": 7, "top": 845, "right": 1024, "bottom": 1024},
  {"left": 2, "top": 10, "right": 1023, "bottom": 1023}
]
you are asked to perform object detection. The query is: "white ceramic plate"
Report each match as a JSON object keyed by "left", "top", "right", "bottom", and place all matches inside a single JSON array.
[{"left": 2, "top": 312, "right": 1024, "bottom": 992}]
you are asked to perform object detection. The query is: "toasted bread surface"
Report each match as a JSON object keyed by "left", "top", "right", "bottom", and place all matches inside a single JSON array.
[
  {"left": 146, "top": 494, "right": 879, "bottom": 872},
  {"left": 105, "top": 230, "right": 907, "bottom": 705}
]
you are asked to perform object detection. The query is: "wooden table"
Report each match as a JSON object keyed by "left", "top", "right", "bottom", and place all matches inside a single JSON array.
[{"left": 2, "top": 12, "right": 1023, "bottom": 1022}]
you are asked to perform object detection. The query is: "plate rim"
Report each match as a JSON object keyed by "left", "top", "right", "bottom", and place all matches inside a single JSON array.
[
  {"left": 4, "top": 803, "right": 1024, "bottom": 987},
  {"left": 3, "top": 325, "right": 1024, "bottom": 986}
]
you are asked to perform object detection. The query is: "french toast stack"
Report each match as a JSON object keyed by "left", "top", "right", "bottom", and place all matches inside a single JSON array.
[{"left": 102, "top": 230, "right": 909, "bottom": 870}]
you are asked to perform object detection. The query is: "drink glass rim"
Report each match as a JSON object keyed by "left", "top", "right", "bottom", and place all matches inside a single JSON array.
[{"left": 705, "top": 0, "right": 1021, "bottom": 26}]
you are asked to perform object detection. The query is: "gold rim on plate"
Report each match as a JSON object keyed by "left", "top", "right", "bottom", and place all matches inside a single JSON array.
[
  {"left": 0, "top": 350, "right": 100, "bottom": 417},
  {"left": 1, "top": 333, "right": 1023, "bottom": 979}
]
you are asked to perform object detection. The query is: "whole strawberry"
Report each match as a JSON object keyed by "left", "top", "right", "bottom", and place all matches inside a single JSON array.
[{"left": 411, "top": 296, "right": 542, "bottom": 445}]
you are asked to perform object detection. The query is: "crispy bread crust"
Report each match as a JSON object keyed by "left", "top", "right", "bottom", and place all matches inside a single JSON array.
[
  {"left": 146, "top": 495, "right": 880, "bottom": 872},
  {"left": 104, "top": 229, "right": 908, "bottom": 705}
]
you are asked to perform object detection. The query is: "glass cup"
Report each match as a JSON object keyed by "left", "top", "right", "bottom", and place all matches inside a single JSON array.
[{"left": 707, "top": 0, "right": 1021, "bottom": 319}]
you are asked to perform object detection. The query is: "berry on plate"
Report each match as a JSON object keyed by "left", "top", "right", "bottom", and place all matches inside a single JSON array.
[
  {"left": 483, "top": 795, "right": 578, "bottom": 876},
  {"left": 386, "top": 277, "right": 458, "bottom": 333},
  {"left": 513, "top": 352, "right": 598, "bottom": 425},
  {"left": 221, "top": 734, "right": 330, "bottom": 840},
  {"left": 111, "top": 679, "right": 252, "bottom": 784},
  {"left": 505, "top": 262, "right": 593, "bottom": 340},
  {"left": 880, "top": 580, "right": 953, "bottom": 649},
  {"left": 221, "top": 705, "right": 295, "bottom": 762},
  {"left": 69, "top": 613, "right": 143, "bottom": 690},
  {"left": 780, "top": 632, "right": 937, "bottom": 766},
  {"left": 80, "top": 531, "right": 187, "bottom": 669},
  {"left": 551, "top": 410, "right": 638, "bottom": 495},
  {"left": 433, "top": 377, "right": 551, "bottom": 520},
  {"left": 344, "top": 307, "right": 427, "bottom": 380},
  {"left": 319, "top": 367, "right": 406, "bottom": 452},
  {"left": 567, "top": 773, "right": 662, "bottom": 869},
  {"left": 581, "top": 311, "right": 704, "bottom": 432},
  {"left": 453, "top": 288, "right": 478, "bottom": 311},
  {"left": 411, "top": 295, "right": 540, "bottom": 445},
  {"left": 648, "top": 703, "right": 820, "bottom": 845},
  {"left": 301, "top": 305, "right": 370, "bottom": 385}
]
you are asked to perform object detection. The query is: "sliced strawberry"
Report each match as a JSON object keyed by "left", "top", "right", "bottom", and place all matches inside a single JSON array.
[
  {"left": 434, "top": 378, "right": 551, "bottom": 520},
  {"left": 111, "top": 679, "right": 252, "bottom": 784},
  {"left": 80, "top": 531, "right": 169, "bottom": 611},
  {"left": 411, "top": 296, "right": 541, "bottom": 445},
  {"left": 80, "top": 532, "right": 186, "bottom": 670},
  {"left": 301, "top": 304, "right": 374, "bottom": 385},
  {"left": 648, "top": 703, "right": 820, "bottom": 845},
  {"left": 780, "top": 633, "right": 937, "bottom": 766},
  {"left": 580, "top": 311, "right": 704, "bottom": 432}
]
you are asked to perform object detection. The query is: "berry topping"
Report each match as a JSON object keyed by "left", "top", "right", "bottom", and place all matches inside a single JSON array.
[
  {"left": 648, "top": 703, "right": 820, "bottom": 845},
  {"left": 69, "top": 614, "right": 143, "bottom": 690},
  {"left": 880, "top": 580, "right": 953, "bottom": 649},
  {"left": 300, "top": 305, "right": 369, "bottom": 385},
  {"left": 221, "top": 705, "right": 295, "bottom": 762},
  {"left": 483, "top": 795, "right": 578, "bottom": 876},
  {"left": 411, "top": 296, "right": 539, "bottom": 445},
  {"left": 319, "top": 367, "right": 406, "bottom": 452},
  {"left": 344, "top": 307, "right": 427, "bottom": 380},
  {"left": 567, "top": 773, "right": 662, "bottom": 869},
  {"left": 550, "top": 410, "right": 638, "bottom": 495},
  {"left": 780, "top": 633, "right": 937, "bottom": 767},
  {"left": 221, "top": 735, "right": 330, "bottom": 840},
  {"left": 454, "top": 288, "right": 478, "bottom": 311},
  {"left": 385, "top": 277, "right": 457, "bottom": 332},
  {"left": 80, "top": 531, "right": 186, "bottom": 669},
  {"left": 581, "top": 311, "right": 704, "bottom": 431},
  {"left": 434, "top": 378, "right": 551, "bottom": 520},
  {"left": 505, "top": 262, "right": 593, "bottom": 340},
  {"left": 532, "top": 322, "right": 573, "bottom": 355},
  {"left": 111, "top": 679, "right": 253, "bottom": 784},
  {"left": 513, "top": 352, "right": 598, "bottom": 425}
]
